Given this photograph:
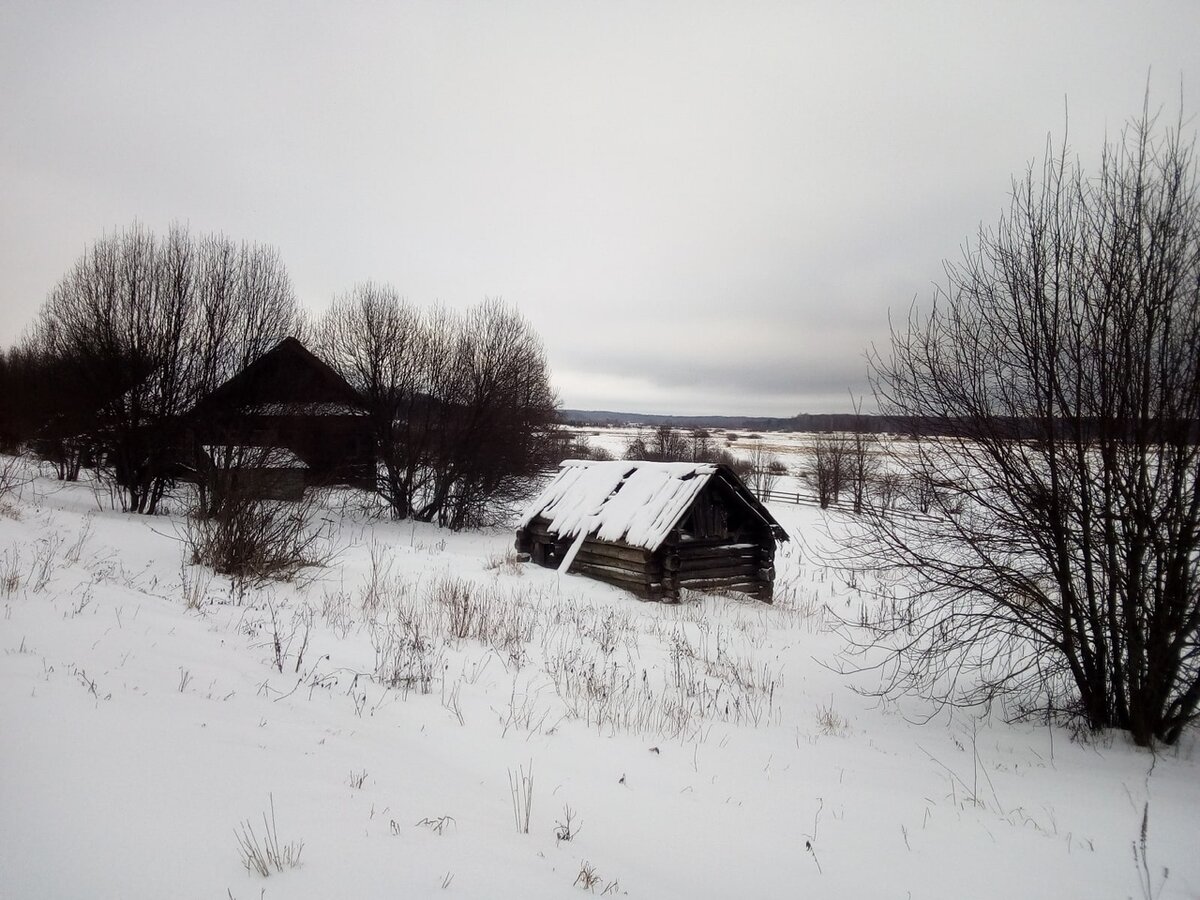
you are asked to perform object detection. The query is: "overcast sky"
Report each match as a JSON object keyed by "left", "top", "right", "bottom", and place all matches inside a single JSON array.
[{"left": 2, "top": 2, "right": 1197, "bottom": 416}]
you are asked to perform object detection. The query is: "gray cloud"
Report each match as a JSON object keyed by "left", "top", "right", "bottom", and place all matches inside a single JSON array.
[{"left": 1, "top": 2, "right": 1196, "bottom": 415}]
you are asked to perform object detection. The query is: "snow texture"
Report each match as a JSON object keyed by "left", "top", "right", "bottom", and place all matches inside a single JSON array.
[
  {"left": 245, "top": 402, "right": 364, "bottom": 416},
  {"left": 519, "top": 460, "right": 718, "bottom": 550},
  {"left": 2, "top": 454, "right": 1198, "bottom": 900}
]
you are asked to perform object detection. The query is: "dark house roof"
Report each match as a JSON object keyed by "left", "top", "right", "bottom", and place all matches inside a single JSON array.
[{"left": 188, "top": 337, "right": 365, "bottom": 420}]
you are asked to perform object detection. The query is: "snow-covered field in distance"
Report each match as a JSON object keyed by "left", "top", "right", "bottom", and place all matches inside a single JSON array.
[
  {"left": 561, "top": 424, "right": 830, "bottom": 468},
  {"left": 1, "top": 461, "right": 1196, "bottom": 899},
  {"left": 559, "top": 424, "right": 915, "bottom": 500}
]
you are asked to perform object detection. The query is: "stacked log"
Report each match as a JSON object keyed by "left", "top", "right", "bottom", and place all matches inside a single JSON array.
[
  {"left": 668, "top": 540, "right": 775, "bottom": 603},
  {"left": 569, "top": 540, "right": 659, "bottom": 599},
  {"left": 518, "top": 517, "right": 775, "bottom": 604}
]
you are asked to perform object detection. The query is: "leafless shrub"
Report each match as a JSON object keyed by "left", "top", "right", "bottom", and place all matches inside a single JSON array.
[
  {"left": 435, "top": 577, "right": 482, "bottom": 640},
  {"left": 441, "top": 677, "right": 465, "bottom": 725},
  {"left": 370, "top": 610, "right": 444, "bottom": 696},
  {"left": 234, "top": 794, "right": 304, "bottom": 877},
  {"left": 871, "top": 471, "right": 902, "bottom": 511},
  {"left": 508, "top": 762, "right": 534, "bottom": 834},
  {"left": 554, "top": 805, "right": 581, "bottom": 844},
  {"left": 0, "top": 549, "right": 22, "bottom": 596},
  {"left": 184, "top": 488, "right": 334, "bottom": 587},
  {"left": 485, "top": 547, "right": 524, "bottom": 576},
  {"left": 624, "top": 425, "right": 689, "bottom": 462},
  {"left": 416, "top": 815, "right": 456, "bottom": 835},
  {"left": 815, "top": 699, "right": 849, "bottom": 736},
  {"left": 348, "top": 769, "right": 369, "bottom": 789},
  {"left": 0, "top": 455, "right": 29, "bottom": 513},
  {"left": 181, "top": 564, "right": 212, "bottom": 611},
  {"left": 568, "top": 435, "right": 614, "bottom": 461},
  {"left": 853, "top": 99, "right": 1200, "bottom": 745},
  {"left": 846, "top": 397, "right": 878, "bottom": 514},
  {"left": 746, "top": 441, "right": 783, "bottom": 501},
  {"left": 574, "top": 861, "right": 602, "bottom": 892},
  {"left": 27, "top": 535, "right": 61, "bottom": 593},
  {"left": 811, "top": 434, "right": 848, "bottom": 508},
  {"left": 1132, "top": 802, "right": 1169, "bottom": 900},
  {"left": 64, "top": 513, "right": 93, "bottom": 564}
]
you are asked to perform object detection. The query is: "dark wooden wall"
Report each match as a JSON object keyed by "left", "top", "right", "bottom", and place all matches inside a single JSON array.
[{"left": 517, "top": 478, "right": 778, "bottom": 603}]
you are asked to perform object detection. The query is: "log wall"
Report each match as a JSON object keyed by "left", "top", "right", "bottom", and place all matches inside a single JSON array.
[
  {"left": 516, "top": 502, "right": 779, "bottom": 604},
  {"left": 664, "top": 539, "right": 774, "bottom": 602}
]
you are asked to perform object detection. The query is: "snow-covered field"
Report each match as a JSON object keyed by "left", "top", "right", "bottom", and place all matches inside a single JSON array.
[
  {"left": 1, "top": 463, "right": 1197, "bottom": 899},
  {"left": 563, "top": 424, "right": 826, "bottom": 471}
]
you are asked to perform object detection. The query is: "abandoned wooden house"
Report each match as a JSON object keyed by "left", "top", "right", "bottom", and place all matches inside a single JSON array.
[
  {"left": 515, "top": 459, "right": 788, "bottom": 602},
  {"left": 198, "top": 444, "right": 309, "bottom": 502},
  {"left": 185, "top": 337, "right": 374, "bottom": 494}
]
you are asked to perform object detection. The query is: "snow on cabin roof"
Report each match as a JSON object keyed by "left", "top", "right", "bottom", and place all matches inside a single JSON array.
[
  {"left": 244, "top": 401, "right": 365, "bottom": 416},
  {"left": 519, "top": 459, "right": 724, "bottom": 551}
]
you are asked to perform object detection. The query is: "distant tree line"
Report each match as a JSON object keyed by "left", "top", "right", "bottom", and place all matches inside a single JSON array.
[
  {"left": 622, "top": 425, "right": 751, "bottom": 472},
  {"left": 0, "top": 223, "right": 558, "bottom": 528}
]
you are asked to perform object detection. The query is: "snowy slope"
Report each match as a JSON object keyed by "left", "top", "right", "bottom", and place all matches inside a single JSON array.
[{"left": 1, "top": 463, "right": 1196, "bottom": 899}]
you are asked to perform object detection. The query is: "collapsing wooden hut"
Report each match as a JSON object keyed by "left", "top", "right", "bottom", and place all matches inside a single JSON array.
[{"left": 515, "top": 460, "right": 788, "bottom": 602}]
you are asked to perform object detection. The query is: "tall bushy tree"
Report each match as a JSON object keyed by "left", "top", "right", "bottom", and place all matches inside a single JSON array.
[
  {"left": 318, "top": 292, "right": 558, "bottom": 528},
  {"left": 427, "top": 299, "right": 559, "bottom": 529},
  {"left": 34, "top": 223, "right": 299, "bottom": 513},
  {"left": 316, "top": 283, "right": 430, "bottom": 519},
  {"left": 851, "top": 103, "right": 1200, "bottom": 745}
]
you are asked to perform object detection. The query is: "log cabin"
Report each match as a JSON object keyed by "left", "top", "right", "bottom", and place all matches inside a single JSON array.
[{"left": 515, "top": 459, "right": 788, "bottom": 602}]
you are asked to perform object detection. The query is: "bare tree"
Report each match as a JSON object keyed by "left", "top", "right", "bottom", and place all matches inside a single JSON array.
[
  {"left": 848, "top": 101, "right": 1200, "bottom": 746},
  {"left": 811, "top": 433, "right": 848, "bottom": 509},
  {"left": 846, "top": 397, "right": 877, "bottom": 514},
  {"left": 193, "top": 237, "right": 301, "bottom": 399},
  {"left": 36, "top": 223, "right": 183, "bottom": 512},
  {"left": 746, "top": 441, "right": 783, "bottom": 501},
  {"left": 425, "top": 299, "right": 559, "bottom": 529},
  {"left": 872, "top": 470, "right": 902, "bottom": 512},
  {"left": 33, "top": 224, "right": 299, "bottom": 513},
  {"left": 318, "top": 294, "right": 558, "bottom": 529},
  {"left": 689, "top": 428, "right": 712, "bottom": 462},
  {"left": 0, "top": 334, "right": 94, "bottom": 477},
  {"left": 624, "top": 425, "right": 690, "bottom": 462},
  {"left": 316, "top": 283, "right": 427, "bottom": 518}
]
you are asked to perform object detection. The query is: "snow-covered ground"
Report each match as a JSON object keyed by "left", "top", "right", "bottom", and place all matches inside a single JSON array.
[{"left": 1, "top": 463, "right": 1196, "bottom": 899}]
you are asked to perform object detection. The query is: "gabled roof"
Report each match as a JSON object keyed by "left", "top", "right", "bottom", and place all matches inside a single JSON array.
[
  {"left": 189, "top": 337, "right": 365, "bottom": 418},
  {"left": 519, "top": 459, "right": 788, "bottom": 551}
]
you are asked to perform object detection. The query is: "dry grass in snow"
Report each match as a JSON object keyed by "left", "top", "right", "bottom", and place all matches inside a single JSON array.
[{"left": 0, "top": 457, "right": 1196, "bottom": 898}]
